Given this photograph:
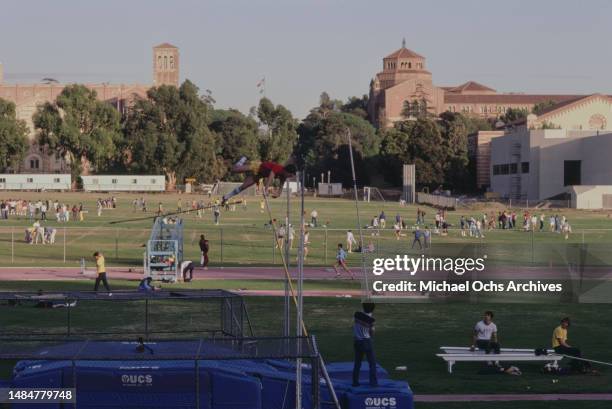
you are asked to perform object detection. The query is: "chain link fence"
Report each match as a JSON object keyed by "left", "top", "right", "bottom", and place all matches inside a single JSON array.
[{"left": 1, "top": 225, "right": 612, "bottom": 269}]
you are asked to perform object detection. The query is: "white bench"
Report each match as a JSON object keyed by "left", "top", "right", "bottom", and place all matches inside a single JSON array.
[{"left": 437, "top": 346, "right": 563, "bottom": 374}]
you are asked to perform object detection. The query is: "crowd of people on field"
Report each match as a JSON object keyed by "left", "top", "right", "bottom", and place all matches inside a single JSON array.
[
  {"left": 0, "top": 199, "right": 88, "bottom": 223},
  {"left": 457, "top": 210, "right": 573, "bottom": 240}
]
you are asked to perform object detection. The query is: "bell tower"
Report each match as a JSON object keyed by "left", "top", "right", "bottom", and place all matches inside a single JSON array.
[{"left": 153, "top": 43, "right": 179, "bottom": 87}]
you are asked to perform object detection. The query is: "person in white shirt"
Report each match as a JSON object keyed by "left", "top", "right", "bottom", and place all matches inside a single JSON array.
[
  {"left": 310, "top": 209, "right": 318, "bottom": 227},
  {"left": 288, "top": 224, "right": 295, "bottom": 249},
  {"left": 471, "top": 311, "right": 501, "bottom": 355},
  {"left": 181, "top": 260, "right": 194, "bottom": 282},
  {"left": 346, "top": 230, "right": 357, "bottom": 252}
]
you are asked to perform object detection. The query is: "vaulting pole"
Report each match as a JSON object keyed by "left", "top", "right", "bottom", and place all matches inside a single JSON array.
[
  {"left": 296, "top": 171, "right": 305, "bottom": 409},
  {"left": 284, "top": 180, "right": 291, "bottom": 337},
  {"left": 261, "top": 180, "right": 340, "bottom": 409},
  {"left": 347, "top": 128, "right": 370, "bottom": 298}
]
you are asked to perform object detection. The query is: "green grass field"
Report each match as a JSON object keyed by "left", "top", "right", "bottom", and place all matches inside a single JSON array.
[
  {"left": 1, "top": 193, "right": 611, "bottom": 408},
  {"left": 0, "top": 280, "right": 610, "bottom": 398},
  {"left": 2, "top": 191, "right": 612, "bottom": 269}
]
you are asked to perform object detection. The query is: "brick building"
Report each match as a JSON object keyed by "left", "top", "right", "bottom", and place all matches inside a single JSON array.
[
  {"left": 368, "top": 40, "right": 587, "bottom": 128},
  {"left": 0, "top": 43, "right": 179, "bottom": 173}
]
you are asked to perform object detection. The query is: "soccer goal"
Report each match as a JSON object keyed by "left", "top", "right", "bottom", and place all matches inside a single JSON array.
[{"left": 363, "top": 186, "right": 386, "bottom": 202}]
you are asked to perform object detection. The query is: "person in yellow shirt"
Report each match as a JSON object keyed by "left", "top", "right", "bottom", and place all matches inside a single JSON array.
[
  {"left": 93, "top": 251, "right": 112, "bottom": 293},
  {"left": 552, "top": 317, "right": 590, "bottom": 372}
]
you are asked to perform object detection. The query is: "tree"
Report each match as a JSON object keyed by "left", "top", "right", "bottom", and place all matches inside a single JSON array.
[
  {"left": 499, "top": 107, "right": 528, "bottom": 124},
  {"left": 438, "top": 112, "right": 471, "bottom": 191},
  {"left": 257, "top": 97, "right": 298, "bottom": 163},
  {"left": 124, "top": 80, "right": 224, "bottom": 188},
  {"left": 298, "top": 110, "right": 378, "bottom": 186},
  {"left": 0, "top": 99, "right": 29, "bottom": 172},
  {"left": 341, "top": 95, "right": 369, "bottom": 119},
  {"left": 209, "top": 109, "right": 260, "bottom": 180},
  {"left": 379, "top": 118, "right": 448, "bottom": 187},
  {"left": 532, "top": 100, "right": 557, "bottom": 115},
  {"left": 33, "top": 85, "right": 122, "bottom": 179}
]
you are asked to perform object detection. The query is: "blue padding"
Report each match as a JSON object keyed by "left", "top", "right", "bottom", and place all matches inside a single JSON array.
[
  {"left": 325, "top": 361, "right": 390, "bottom": 382},
  {"left": 209, "top": 367, "right": 261, "bottom": 409},
  {"left": 11, "top": 363, "right": 64, "bottom": 409},
  {"left": 343, "top": 380, "right": 414, "bottom": 409},
  {"left": 10, "top": 342, "right": 412, "bottom": 409}
]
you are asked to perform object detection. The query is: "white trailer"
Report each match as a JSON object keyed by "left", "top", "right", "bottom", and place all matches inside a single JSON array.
[
  {"left": 0, "top": 174, "right": 71, "bottom": 191},
  {"left": 81, "top": 175, "right": 165, "bottom": 192}
]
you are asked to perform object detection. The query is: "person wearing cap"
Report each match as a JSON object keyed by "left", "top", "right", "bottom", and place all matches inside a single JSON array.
[{"left": 352, "top": 303, "right": 378, "bottom": 387}]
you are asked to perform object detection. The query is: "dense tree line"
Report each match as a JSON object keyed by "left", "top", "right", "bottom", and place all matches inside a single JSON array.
[
  {"left": 0, "top": 82, "right": 298, "bottom": 188},
  {"left": 0, "top": 99, "right": 29, "bottom": 172},
  {"left": 0, "top": 80, "right": 557, "bottom": 192}
]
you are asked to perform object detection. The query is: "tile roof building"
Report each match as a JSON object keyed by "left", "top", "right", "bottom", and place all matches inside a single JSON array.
[{"left": 368, "top": 41, "right": 588, "bottom": 128}]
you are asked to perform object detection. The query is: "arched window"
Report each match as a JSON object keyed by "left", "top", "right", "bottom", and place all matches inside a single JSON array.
[
  {"left": 158, "top": 56, "right": 162, "bottom": 68},
  {"left": 164, "top": 56, "right": 168, "bottom": 69},
  {"left": 408, "top": 62, "right": 412, "bottom": 69},
  {"left": 27, "top": 155, "right": 41, "bottom": 170},
  {"left": 169, "top": 56, "right": 174, "bottom": 69}
]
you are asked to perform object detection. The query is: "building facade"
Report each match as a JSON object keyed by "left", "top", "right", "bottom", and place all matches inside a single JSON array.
[
  {"left": 0, "top": 43, "right": 180, "bottom": 173},
  {"left": 368, "top": 41, "right": 590, "bottom": 128},
  {"left": 489, "top": 94, "right": 612, "bottom": 203}
]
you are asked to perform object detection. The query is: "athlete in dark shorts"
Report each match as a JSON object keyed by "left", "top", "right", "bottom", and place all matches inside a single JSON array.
[{"left": 221, "top": 157, "right": 296, "bottom": 205}]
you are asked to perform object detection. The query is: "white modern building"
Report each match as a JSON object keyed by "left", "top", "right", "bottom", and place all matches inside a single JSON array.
[
  {"left": 81, "top": 175, "right": 165, "bottom": 192},
  {"left": 490, "top": 94, "right": 612, "bottom": 208},
  {"left": 0, "top": 174, "right": 71, "bottom": 190}
]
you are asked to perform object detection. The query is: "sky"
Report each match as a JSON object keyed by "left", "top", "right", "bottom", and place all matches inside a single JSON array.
[{"left": 2, "top": 0, "right": 612, "bottom": 119}]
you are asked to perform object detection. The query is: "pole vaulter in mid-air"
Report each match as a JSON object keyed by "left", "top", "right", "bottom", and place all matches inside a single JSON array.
[{"left": 221, "top": 156, "right": 297, "bottom": 205}]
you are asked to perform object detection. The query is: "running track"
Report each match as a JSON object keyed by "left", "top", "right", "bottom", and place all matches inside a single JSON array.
[
  {"left": 0, "top": 265, "right": 610, "bottom": 298},
  {"left": 0, "top": 266, "right": 364, "bottom": 297},
  {"left": 1, "top": 265, "right": 611, "bottom": 281}
]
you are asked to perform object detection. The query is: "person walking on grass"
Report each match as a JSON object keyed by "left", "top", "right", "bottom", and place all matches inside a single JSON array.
[
  {"left": 423, "top": 225, "right": 431, "bottom": 249},
  {"left": 562, "top": 219, "right": 572, "bottom": 240},
  {"left": 346, "top": 230, "right": 357, "bottom": 252},
  {"left": 310, "top": 209, "right": 318, "bottom": 227},
  {"left": 333, "top": 243, "right": 354, "bottom": 279},
  {"left": 411, "top": 226, "right": 423, "bottom": 250},
  {"left": 213, "top": 203, "right": 220, "bottom": 225},
  {"left": 199, "top": 234, "right": 209, "bottom": 269},
  {"left": 352, "top": 303, "right": 378, "bottom": 387},
  {"left": 93, "top": 252, "right": 111, "bottom": 294}
]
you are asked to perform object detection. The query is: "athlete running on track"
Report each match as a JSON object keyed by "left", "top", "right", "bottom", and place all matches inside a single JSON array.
[{"left": 221, "top": 157, "right": 297, "bottom": 205}]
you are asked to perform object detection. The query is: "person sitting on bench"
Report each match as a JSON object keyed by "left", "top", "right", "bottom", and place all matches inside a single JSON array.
[
  {"left": 552, "top": 317, "right": 591, "bottom": 373},
  {"left": 471, "top": 311, "right": 501, "bottom": 358}
]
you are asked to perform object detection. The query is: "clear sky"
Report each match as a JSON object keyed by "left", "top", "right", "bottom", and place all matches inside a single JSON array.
[{"left": 2, "top": 0, "right": 611, "bottom": 119}]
